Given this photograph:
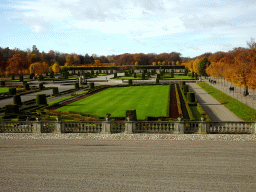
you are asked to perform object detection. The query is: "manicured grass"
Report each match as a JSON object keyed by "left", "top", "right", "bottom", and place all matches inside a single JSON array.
[
  {"left": 57, "top": 85, "right": 170, "bottom": 120},
  {"left": 162, "top": 75, "right": 195, "bottom": 80},
  {"left": 113, "top": 76, "right": 148, "bottom": 80},
  {"left": 0, "top": 87, "right": 9, "bottom": 93},
  {"left": 198, "top": 82, "right": 256, "bottom": 121}
]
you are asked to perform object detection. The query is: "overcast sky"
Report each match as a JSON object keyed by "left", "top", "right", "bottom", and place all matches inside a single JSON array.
[{"left": 1, "top": 0, "right": 256, "bottom": 58}]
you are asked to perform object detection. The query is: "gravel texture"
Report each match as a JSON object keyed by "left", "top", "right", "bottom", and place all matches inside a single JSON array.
[{"left": 1, "top": 133, "right": 256, "bottom": 141}]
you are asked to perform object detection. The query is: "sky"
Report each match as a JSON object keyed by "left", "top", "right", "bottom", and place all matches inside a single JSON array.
[{"left": 1, "top": 0, "right": 256, "bottom": 58}]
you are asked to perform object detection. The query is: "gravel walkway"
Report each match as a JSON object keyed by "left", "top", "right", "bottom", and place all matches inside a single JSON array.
[{"left": 1, "top": 133, "right": 256, "bottom": 141}]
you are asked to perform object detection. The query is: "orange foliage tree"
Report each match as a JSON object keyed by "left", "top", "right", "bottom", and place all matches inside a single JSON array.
[{"left": 6, "top": 53, "right": 29, "bottom": 75}]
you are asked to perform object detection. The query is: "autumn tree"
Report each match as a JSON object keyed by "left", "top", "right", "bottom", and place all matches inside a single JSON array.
[
  {"left": 6, "top": 53, "right": 29, "bottom": 75},
  {"left": 197, "top": 57, "right": 211, "bottom": 76},
  {"left": 52, "top": 62, "right": 60, "bottom": 73}
]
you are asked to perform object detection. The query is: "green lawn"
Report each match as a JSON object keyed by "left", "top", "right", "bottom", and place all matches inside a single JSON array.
[
  {"left": 113, "top": 76, "right": 148, "bottom": 80},
  {"left": 162, "top": 75, "right": 195, "bottom": 80},
  {"left": 198, "top": 82, "right": 256, "bottom": 121},
  {"left": 0, "top": 87, "right": 9, "bottom": 93},
  {"left": 57, "top": 85, "right": 169, "bottom": 120}
]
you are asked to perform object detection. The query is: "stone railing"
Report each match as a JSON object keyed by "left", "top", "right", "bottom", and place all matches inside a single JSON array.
[{"left": 0, "top": 120, "right": 255, "bottom": 134}]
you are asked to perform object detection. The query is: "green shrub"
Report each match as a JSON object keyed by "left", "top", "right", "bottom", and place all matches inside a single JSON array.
[
  {"left": 9, "top": 88, "right": 16, "bottom": 95},
  {"left": 87, "top": 72, "right": 90, "bottom": 77},
  {"left": 110, "top": 70, "right": 113, "bottom": 74},
  {"left": 170, "top": 70, "right": 174, "bottom": 78},
  {"left": 30, "top": 73, "right": 34, "bottom": 79},
  {"left": 156, "top": 78, "right": 159, "bottom": 84},
  {"left": 52, "top": 87, "right": 59, "bottom": 96},
  {"left": 142, "top": 73, "right": 145, "bottom": 80},
  {"left": 187, "top": 92, "right": 195, "bottom": 102},
  {"left": 195, "top": 73, "right": 198, "bottom": 80},
  {"left": 157, "top": 74, "right": 160, "bottom": 79},
  {"left": 184, "top": 68, "right": 188, "bottom": 76},
  {"left": 23, "top": 81, "right": 27, "bottom": 85},
  {"left": 99, "top": 69, "right": 101, "bottom": 74},
  {"left": 124, "top": 71, "right": 129, "bottom": 76},
  {"left": 11, "top": 75, "right": 15, "bottom": 80},
  {"left": 39, "top": 74, "right": 44, "bottom": 81},
  {"left": 183, "top": 85, "right": 189, "bottom": 94},
  {"left": 128, "top": 79, "right": 132, "bottom": 85},
  {"left": 77, "top": 71, "right": 80, "bottom": 76},
  {"left": 147, "top": 72, "right": 150, "bottom": 77},
  {"left": 5, "top": 104, "right": 19, "bottom": 115},
  {"left": 96, "top": 71, "right": 99, "bottom": 75},
  {"left": 134, "top": 73, "right": 137, "bottom": 78},
  {"left": 63, "top": 72, "right": 68, "bottom": 79},
  {"left": 13, "top": 95, "right": 22, "bottom": 106},
  {"left": 192, "top": 72, "right": 194, "bottom": 78},
  {"left": 106, "top": 70, "right": 109, "bottom": 75},
  {"left": 89, "top": 82, "right": 94, "bottom": 89},
  {"left": 75, "top": 82, "right": 79, "bottom": 90},
  {"left": 19, "top": 75, "right": 23, "bottom": 82},
  {"left": 91, "top": 70, "right": 94, "bottom": 76},
  {"left": 39, "top": 83, "right": 44, "bottom": 90},
  {"left": 24, "top": 83, "right": 30, "bottom": 90},
  {"left": 126, "top": 109, "right": 137, "bottom": 121},
  {"left": 50, "top": 71, "right": 54, "bottom": 78},
  {"left": 36, "top": 94, "right": 47, "bottom": 105},
  {"left": 114, "top": 73, "right": 117, "bottom": 78},
  {"left": 0, "top": 81, "right": 5, "bottom": 87}
]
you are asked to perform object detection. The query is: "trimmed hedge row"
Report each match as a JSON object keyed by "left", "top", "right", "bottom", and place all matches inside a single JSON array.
[{"left": 175, "top": 84, "right": 183, "bottom": 116}]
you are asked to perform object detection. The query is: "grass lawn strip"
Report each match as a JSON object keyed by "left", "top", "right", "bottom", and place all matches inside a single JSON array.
[
  {"left": 198, "top": 82, "right": 256, "bottom": 121},
  {"left": 57, "top": 85, "right": 169, "bottom": 120},
  {"left": 0, "top": 88, "right": 9, "bottom": 93}
]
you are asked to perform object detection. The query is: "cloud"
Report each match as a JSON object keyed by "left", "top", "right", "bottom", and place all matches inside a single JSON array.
[{"left": 56, "top": 41, "right": 69, "bottom": 47}]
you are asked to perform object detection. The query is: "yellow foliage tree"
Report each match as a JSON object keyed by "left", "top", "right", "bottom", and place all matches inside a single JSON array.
[
  {"left": 192, "top": 59, "right": 200, "bottom": 73},
  {"left": 52, "top": 63, "right": 60, "bottom": 73}
]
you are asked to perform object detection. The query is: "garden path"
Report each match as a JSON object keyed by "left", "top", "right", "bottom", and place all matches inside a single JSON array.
[{"left": 187, "top": 83, "right": 242, "bottom": 121}]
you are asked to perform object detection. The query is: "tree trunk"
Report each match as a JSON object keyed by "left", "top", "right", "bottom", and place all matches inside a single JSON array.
[{"left": 243, "top": 86, "right": 249, "bottom": 96}]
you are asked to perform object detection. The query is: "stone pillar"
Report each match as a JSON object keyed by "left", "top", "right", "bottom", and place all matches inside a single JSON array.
[
  {"left": 252, "top": 122, "right": 256, "bottom": 134},
  {"left": 101, "top": 121, "right": 112, "bottom": 134},
  {"left": 54, "top": 122, "right": 62, "bottom": 133},
  {"left": 199, "top": 117, "right": 209, "bottom": 134},
  {"left": 174, "top": 121, "right": 185, "bottom": 134},
  {"left": 33, "top": 122, "right": 41, "bottom": 133},
  {"left": 125, "top": 121, "right": 135, "bottom": 134}
]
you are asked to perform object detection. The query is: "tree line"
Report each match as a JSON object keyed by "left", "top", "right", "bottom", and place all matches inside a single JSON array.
[{"left": 0, "top": 45, "right": 182, "bottom": 76}]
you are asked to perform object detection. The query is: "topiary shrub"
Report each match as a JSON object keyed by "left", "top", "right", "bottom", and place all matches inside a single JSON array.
[
  {"left": 134, "top": 73, "right": 137, "bottom": 78},
  {"left": 24, "top": 83, "right": 30, "bottom": 90},
  {"left": 106, "top": 70, "right": 109, "bottom": 75},
  {"left": 39, "top": 83, "right": 44, "bottom": 90},
  {"left": 126, "top": 109, "right": 137, "bottom": 121},
  {"left": 30, "top": 73, "right": 34, "bottom": 79},
  {"left": 63, "top": 72, "right": 68, "bottom": 79},
  {"left": 147, "top": 72, "right": 150, "bottom": 77},
  {"left": 0, "top": 81, "right": 5, "bottom": 87},
  {"left": 19, "top": 75, "right": 23, "bottom": 82},
  {"left": 156, "top": 78, "right": 159, "bottom": 84},
  {"left": 36, "top": 94, "right": 47, "bottom": 105},
  {"left": 75, "top": 82, "right": 79, "bottom": 90},
  {"left": 142, "top": 73, "right": 145, "bottom": 80},
  {"left": 50, "top": 71, "right": 54, "bottom": 78},
  {"left": 195, "top": 73, "right": 198, "bottom": 80},
  {"left": 114, "top": 73, "right": 117, "bottom": 78},
  {"left": 13, "top": 95, "right": 22, "bottom": 106},
  {"left": 110, "top": 70, "right": 113, "bottom": 74},
  {"left": 89, "top": 82, "right": 94, "bottom": 89},
  {"left": 52, "top": 87, "right": 59, "bottom": 96},
  {"left": 157, "top": 74, "right": 160, "bottom": 79},
  {"left": 170, "top": 70, "right": 174, "bottom": 78},
  {"left": 128, "top": 79, "right": 132, "bottom": 85},
  {"left": 9, "top": 88, "right": 16, "bottom": 95},
  {"left": 187, "top": 92, "right": 195, "bottom": 102},
  {"left": 99, "top": 69, "right": 101, "bottom": 74},
  {"left": 124, "top": 71, "right": 129, "bottom": 76},
  {"left": 39, "top": 74, "right": 44, "bottom": 81},
  {"left": 87, "top": 72, "right": 90, "bottom": 77},
  {"left": 11, "top": 75, "right": 15, "bottom": 80},
  {"left": 180, "top": 81, "right": 186, "bottom": 88},
  {"left": 192, "top": 72, "right": 194, "bottom": 78},
  {"left": 183, "top": 85, "right": 189, "bottom": 94},
  {"left": 5, "top": 104, "right": 19, "bottom": 115}
]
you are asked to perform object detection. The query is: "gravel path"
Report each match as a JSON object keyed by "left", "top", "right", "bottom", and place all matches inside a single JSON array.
[
  {"left": 1, "top": 137, "right": 256, "bottom": 191},
  {"left": 1, "top": 133, "right": 256, "bottom": 141},
  {"left": 187, "top": 83, "right": 242, "bottom": 121}
]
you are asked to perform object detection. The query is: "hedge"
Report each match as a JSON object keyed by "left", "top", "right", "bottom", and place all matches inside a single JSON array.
[
  {"left": 75, "top": 82, "right": 79, "bottom": 90},
  {"left": 156, "top": 78, "right": 159, "bottom": 84},
  {"left": 19, "top": 75, "right": 23, "bottom": 82},
  {"left": 175, "top": 84, "right": 183, "bottom": 116},
  {"left": 30, "top": 73, "right": 34, "bottom": 79},
  {"left": 50, "top": 71, "right": 54, "bottom": 78},
  {"left": 24, "top": 83, "right": 30, "bottom": 91},
  {"left": 89, "top": 82, "right": 94, "bottom": 89},
  {"left": 5, "top": 104, "right": 19, "bottom": 115},
  {"left": 11, "top": 75, "right": 15, "bottom": 80},
  {"left": 52, "top": 87, "right": 59, "bottom": 96},
  {"left": 142, "top": 73, "right": 145, "bottom": 80},
  {"left": 13, "top": 95, "right": 22, "bottom": 106},
  {"left": 187, "top": 92, "right": 195, "bottom": 102},
  {"left": 1, "top": 81, "right": 5, "bottom": 87},
  {"left": 128, "top": 79, "right": 132, "bottom": 85},
  {"left": 183, "top": 85, "right": 189, "bottom": 94},
  {"left": 114, "top": 73, "right": 117, "bottom": 78},
  {"left": 9, "top": 88, "right": 16, "bottom": 95},
  {"left": 36, "top": 94, "right": 47, "bottom": 105},
  {"left": 39, "top": 74, "right": 44, "bottom": 81},
  {"left": 134, "top": 73, "right": 137, "bottom": 78},
  {"left": 39, "top": 83, "right": 44, "bottom": 90}
]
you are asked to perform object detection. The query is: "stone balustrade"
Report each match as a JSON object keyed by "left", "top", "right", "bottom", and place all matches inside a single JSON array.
[{"left": 0, "top": 120, "right": 256, "bottom": 134}]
